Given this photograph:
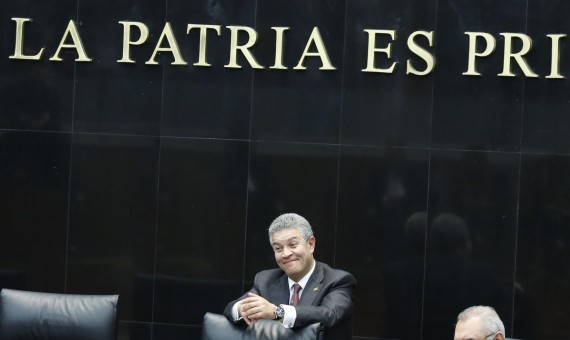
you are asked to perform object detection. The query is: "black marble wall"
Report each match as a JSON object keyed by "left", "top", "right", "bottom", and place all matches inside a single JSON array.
[{"left": 1, "top": 0, "right": 569, "bottom": 339}]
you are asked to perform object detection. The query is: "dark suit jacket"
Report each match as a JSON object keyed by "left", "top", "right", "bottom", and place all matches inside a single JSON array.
[{"left": 223, "top": 261, "right": 357, "bottom": 339}]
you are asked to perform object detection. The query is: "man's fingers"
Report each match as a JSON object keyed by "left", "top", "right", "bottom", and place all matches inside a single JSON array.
[
  {"left": 239, "top": 301, "right": 256, "bottom": 313},
  {"left": 240, "top": 297, "right": 256, "bottom": 304},
  {"left": 239, "top": 298, "right": 270, "bottom": 322},
  {"left": 243, "top": 314, "right": 252, "bottom": 325},
  {"left": 251, "top": 306, "right": 261, "bottom": 315}
]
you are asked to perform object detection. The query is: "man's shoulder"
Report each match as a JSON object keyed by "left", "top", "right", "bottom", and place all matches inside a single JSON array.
[
  {"left": 316, "top": 261, "right": 357, "bottom": 284},
  {"left": 254, "top": 267, "right": 286, "bottom": 281}
]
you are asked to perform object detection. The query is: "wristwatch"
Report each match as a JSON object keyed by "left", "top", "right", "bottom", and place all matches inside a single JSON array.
[{"left": 274, "top": 305, "right": 285, "bottom": 320}]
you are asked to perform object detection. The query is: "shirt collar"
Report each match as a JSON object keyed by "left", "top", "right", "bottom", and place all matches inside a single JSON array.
[{"left": 288, "top": 259, "right": 316, "bottom": 289}]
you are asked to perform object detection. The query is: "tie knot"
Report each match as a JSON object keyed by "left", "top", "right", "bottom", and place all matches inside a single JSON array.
[
  {"left": 290, "top": 283, "right": 302, "bottom": 306},
  {"left": 293, "top": 283, "right": 302, "bottom": 294}
]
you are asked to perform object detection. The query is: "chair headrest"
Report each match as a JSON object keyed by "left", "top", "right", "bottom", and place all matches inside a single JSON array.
[
  {"left": 202, "top": 312, "right": 323, "bottom": 340},
  {"left": 0, "top": 288, "right": 119, "bottom": 340}
]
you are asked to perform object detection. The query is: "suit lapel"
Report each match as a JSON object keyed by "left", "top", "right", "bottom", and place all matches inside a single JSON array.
[
  {"left": 269, "top": 272, "right": 290, "bottom": 305},
  {"left": 299, "top": 261, "right": 324, "bottom": 306}
]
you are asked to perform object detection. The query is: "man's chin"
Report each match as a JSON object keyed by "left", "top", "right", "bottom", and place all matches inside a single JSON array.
[{"left": 281, "top": 265, "right": 299, "bottom": 276}]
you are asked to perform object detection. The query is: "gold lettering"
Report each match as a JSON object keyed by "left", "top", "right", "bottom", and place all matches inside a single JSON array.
[
  {"left": 187, "top": 24, "right": 221, "bottom": 67},
  {"left": 270, "top": 27, "right": 290, "bottom": 70},
  {"left": 146, "top": 22, "right": 187, "bottom": 65},
  {"left": 49, "top": 20, "right": 91, "bottom": 62},
  {"left": 498, "top": 33, "right": 538, "bottom": 78},
  {"left": 546, "top": 34, "right": 566, "bottom": 79},
  {"left": 9, "top": 18, "right": 44, "bottom": 60},
  {"left": 293, "top": 27, "right": 335, "bottom": 70},
  {"left": 362, "top": 29, "right": 396, "bottom": 73},
  {"left": 224, "top": 26, "right": 263, "bottom": 69},
  {"left": 406, "top": 31, "right": 435, "bottom": 76},
  {"left": 463, "top": 32, "right": 495, "bottom": 76},
  {"left": 118, "top": 21, "right": 149, "bottom": 63}
]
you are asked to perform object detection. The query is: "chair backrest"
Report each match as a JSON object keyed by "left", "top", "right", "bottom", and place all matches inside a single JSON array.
[
  {"left": 0, "top": 288, "right": 119, "bottom": 340},
  {"left": 202, "top": 312, "right": 324, "bottom": 340}
]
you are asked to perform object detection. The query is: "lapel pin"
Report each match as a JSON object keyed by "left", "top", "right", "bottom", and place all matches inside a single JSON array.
[{"left": 313, "top": 287, "right": 319, "bottom": 292}]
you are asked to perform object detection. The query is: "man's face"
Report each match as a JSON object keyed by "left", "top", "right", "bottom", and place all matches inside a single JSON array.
[
  {"left": 271, "top": 227, "right": 315, "bottom": 282},
  {"left": 454, "top": 317, "right": 502, "bottom": 340}
]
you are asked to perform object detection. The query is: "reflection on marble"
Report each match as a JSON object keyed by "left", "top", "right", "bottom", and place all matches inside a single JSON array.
[
  {"left": 423, "top": 150, "right": 520, "bottom": 339},
  {"left": 66, "top": 133, "right": 159, "bottom": 321},
  {"left": 152, "top": 323, "right": 202, "bottom": 339},
  {"left": 517, "top": 155, "right": 570, "bottom": 339},
  {"left": 154, "top": 137, "right": 248, "bottom": 324},
  {"left": 336, "top": 146, "right": 429, "bottom": 339},
  {"left": 0, "top": 131, "right": 70, "bottom": 293},
  {"left": 118, "top": 321, "right": 151, "bottom": 340}
]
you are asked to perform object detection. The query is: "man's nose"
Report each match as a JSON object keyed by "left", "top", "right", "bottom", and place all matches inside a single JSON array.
[{"left": 282, "top": 247, "right": 292, "bottom": 257}]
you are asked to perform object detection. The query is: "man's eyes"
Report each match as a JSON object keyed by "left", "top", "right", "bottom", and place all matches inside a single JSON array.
[{"left": 273, "top": 243, "right": 298, "bottom": 252}]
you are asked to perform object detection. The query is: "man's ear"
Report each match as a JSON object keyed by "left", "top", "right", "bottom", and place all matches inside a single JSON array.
[
  {"left": 308, "top": 236, "right": 316, "bottom": 252},
  {"left": 495, "top": 332, "right": 505, "bottom": 340}
]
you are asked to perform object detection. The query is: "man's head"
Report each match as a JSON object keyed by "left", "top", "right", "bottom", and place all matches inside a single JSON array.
[
  {"left": 268, "top": 213, "right": 315, "bottom": 282},
  {"left": 454, "top": 306, "right": 505, "bottom": 340}
]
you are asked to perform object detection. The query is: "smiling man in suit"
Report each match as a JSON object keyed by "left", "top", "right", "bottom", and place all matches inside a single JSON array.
[{"left": 223, "top": 213, "right": 357, "bottom": 339}]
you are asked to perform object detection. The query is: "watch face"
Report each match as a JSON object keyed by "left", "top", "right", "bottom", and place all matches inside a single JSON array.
[{"left": 276, "top": 306, "right": 285, "bottom": 319}]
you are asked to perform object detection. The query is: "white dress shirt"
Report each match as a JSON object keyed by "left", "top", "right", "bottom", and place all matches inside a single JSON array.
[{"left": 281, "top": 260, "right": 316, "bottom": 328}]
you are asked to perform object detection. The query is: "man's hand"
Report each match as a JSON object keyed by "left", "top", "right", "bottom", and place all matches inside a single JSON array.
[{"left": 238, "top": 292, "right": 276, "bottom": 324}]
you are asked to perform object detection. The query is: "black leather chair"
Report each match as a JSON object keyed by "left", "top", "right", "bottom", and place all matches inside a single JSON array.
[
  {"left": 0, "top": 288, "right": 119, "bottom": 340},
  {"left": 202, "top": 312, "right": 324, "bottom": 340}
]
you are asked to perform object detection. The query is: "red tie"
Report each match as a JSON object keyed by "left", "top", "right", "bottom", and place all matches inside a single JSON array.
[{"left": 290, "top": 283, "right": 302, "bottom": 306}]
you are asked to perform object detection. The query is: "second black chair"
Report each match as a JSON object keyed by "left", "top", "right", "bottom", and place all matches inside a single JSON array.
[{"left": 0, "top": 288, "right": 119, "bottom": 340}]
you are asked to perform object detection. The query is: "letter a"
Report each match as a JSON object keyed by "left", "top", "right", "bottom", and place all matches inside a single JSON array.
[{"left": 49, "top": 20, "right": 92, "bottom": 62}]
